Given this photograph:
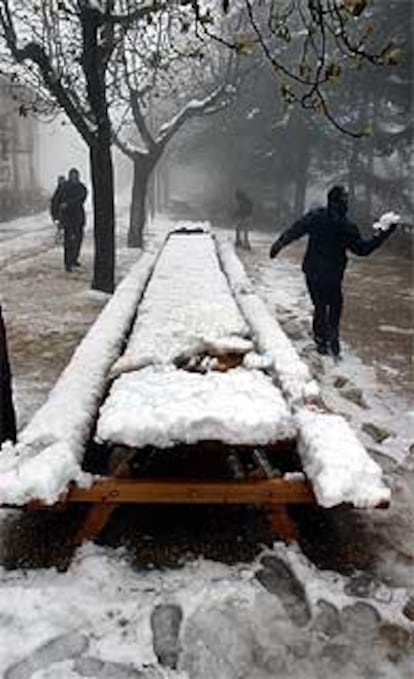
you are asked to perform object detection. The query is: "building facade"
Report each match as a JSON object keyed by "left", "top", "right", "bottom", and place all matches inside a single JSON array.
[{"left": 0, "top": 76, "right": 39, "bottom": 220}]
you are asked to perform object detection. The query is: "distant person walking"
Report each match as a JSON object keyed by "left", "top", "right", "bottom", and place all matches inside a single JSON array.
[
  {"left": 234, "top": 189, "right": 253, "bottom": 250},
  {"left": 0, "top": 306, "right": 16, "bottom": 445},
  {"left": 57, "top": 168, "right": 87, "bottom": 272},
  {"left": 50, "top": 174, "right": 65, "bottom": 244},
  {"left": 270, "top": 185, "right": 398, "bottom": 358}
]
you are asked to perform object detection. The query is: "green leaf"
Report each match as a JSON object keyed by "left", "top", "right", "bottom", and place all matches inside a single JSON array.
[
  {"left": 342, "top": 0, "right": 367, "bottom": 17},
  {"left": 382, "top": 47, "right": 404, "bottom": 66},
  {"left": 299, "top": 62, "right": 311, "bottom": 79},
  {"left": 280, "top": 82, "right": 295, "bottom": 104},
  {"left": 325, "top": 63, "right": 341, "bottom": 81},
  {"left": 235, "top": 41, "right": 253, "bottom": 56}
]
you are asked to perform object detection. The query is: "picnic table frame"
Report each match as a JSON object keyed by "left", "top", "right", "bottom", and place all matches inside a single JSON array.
[
  {"left": 6, "top": 229, "right": 389, "bottom": 550},
  {"left": 28, "top": 473, "right": 316, "bottom": 546}
]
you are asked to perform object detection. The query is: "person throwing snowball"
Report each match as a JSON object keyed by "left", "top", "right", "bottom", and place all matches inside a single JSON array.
[{"left": 270, "top": 185, "right": 399, "bottom": 358}]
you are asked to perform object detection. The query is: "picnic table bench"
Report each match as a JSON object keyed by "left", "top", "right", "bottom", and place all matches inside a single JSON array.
[{"left": 0, "top": 226, "right": 390, "bottom": 546}]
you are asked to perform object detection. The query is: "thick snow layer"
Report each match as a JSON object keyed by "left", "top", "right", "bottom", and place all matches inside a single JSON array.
[
  {"left": 0, "top": 254, "right": 156, "bottom": 506},
  {"left": 0, "top": 543, "right": 411, "bottom": 678},
  {"left": 97, "top": 365, "right": 295, "bottom": 448},
  {"left": 111, "top": 232, "right": 249, "bottom": 377},
  {"left": 296, "top": 408, "right": 391, "bottom": 508},
  {"left": 217, "top": 240, "right": 319, "bottom": 405},
  {"left": 372, "top": 211, "right": 401, "bottom": 232}
]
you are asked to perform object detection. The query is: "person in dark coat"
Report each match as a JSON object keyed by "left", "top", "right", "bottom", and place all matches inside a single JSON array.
[
  {"left": 234, "top": 189, "right": 253, "bottom": 249},
  {"left": 58, "top": 168, "right": 88, "bottom": 272},
  {"left": 0, "top": 306, "right": 16, "bottom": 444},
  {"left": 270, "top": 185, "right": 398, "bottom": 357},
  {"left": 50, "top": 174, "right": 65, "bottom": 244}
]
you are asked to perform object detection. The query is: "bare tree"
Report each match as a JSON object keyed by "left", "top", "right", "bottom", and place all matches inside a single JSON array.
[
  {"left": 0, "top": 0, "right": 165, "bottom": 292},
  {"left": 111, "top": 6, "right": 238, "bottom": 247},
  {"left": 192, "top": 0, "right": 404, "bottom": 137}
]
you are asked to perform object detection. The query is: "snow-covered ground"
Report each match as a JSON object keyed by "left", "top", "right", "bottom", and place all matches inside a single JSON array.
[
  {"left": 0, "top": 210, "right": 54, "bottom": 270},
  {"left": 0, "top": 210, "right": 413, "bottom": 678}
]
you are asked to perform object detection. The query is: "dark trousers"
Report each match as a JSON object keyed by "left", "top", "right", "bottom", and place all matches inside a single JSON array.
[
  {"left": 235, "top": 218, "right": 251, "bottom": 249},
  {"left": 0, "top": 307, "right": 16, "bottom": 444},
  {"left": 63, "top": 222, "right": 83, "bottom": 269},
  {"left": 305, "top": 272, "right": 343, "bottom": 347}
]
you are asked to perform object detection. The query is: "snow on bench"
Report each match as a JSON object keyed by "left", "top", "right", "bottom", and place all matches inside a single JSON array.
[
  {"left": 0, "top": 254, "right": 157, "bottom": 506},
  {"left": 217, "top": 239, "right": 389, "bottom": 509},
  {"left": 216, "top": 240, "right": 319, "bottom": 406},
  {"left": 98, "top": 230, "right": 296, "bottom": 447},
  {"left": 296, "top": 409, "right": 391, "bottom": 509},
  {"left": 0, "top": 225, "right": 390, "bottom": 511},
  {"left": 111, "top": 230, "right": 250, "bottom": 377},
  {"left": 96, "top": 365, "right": 295, "bottom": 449}
]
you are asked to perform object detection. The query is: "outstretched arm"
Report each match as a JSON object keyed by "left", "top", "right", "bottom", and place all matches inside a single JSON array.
[
  {"left": 346, "top": 222, "right": 397, "bottom": 256},
  {"left": 270, "top": 213, "right": 311, "bottom": 258}
]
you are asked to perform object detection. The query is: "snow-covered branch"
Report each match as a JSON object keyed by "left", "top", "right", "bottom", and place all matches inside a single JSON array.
[
  {"left": 156, "top": 84, "right": 229, "bottom": 147},
  {"left": 112, "top": 131, "right": 149, "bottom": 159},
  {"left": 129, "top": 89, "right": 156, "bottom": 151}
]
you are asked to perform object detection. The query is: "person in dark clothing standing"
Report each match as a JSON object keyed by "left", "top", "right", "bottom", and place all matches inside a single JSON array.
[
  {"left": 234, "top": 189, "right": 253, "bottom": 249},
  {"left": 58, "top": 168, "right": 87, "bottom": 272},
  {"left": 270, "top": 185, "right": 398, "bottom": 358},
  {"left": 50, "top": 174, "right": 65, "bottom": 244},
  {"left": 0, "top": 306, "right": 16, "bottom": 445}
]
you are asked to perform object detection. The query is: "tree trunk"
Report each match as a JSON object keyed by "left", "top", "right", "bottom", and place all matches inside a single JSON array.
[
  {"left": 128, "top": 160, "right": 150, "bottom": 248},
  {"left": 0, "top": 306, "right": 16, "bottom": 445},
  {"left": 90, "top": 140, "right": 115, "bottom": 293}
]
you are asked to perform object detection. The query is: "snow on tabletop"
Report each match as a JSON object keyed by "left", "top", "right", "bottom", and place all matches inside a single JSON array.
[
  {"left": 111, "top": 232, "right": 249, "bottom": 377},
  {"left": 296, "top": 408, "right": 391, "bottom": 509},
  {"left": 96, "top": 365, "right": 296, "bottom": 448},
  {"left": 0, "top": 254, "right": 157, "bottom": 506},
  {"left": 217, "top": 240, "right": 319, "bottom": 405}
]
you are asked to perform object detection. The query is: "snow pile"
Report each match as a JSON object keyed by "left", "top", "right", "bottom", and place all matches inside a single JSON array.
[
  {"left": 372, "top": 211, "right": 401, "bottom": 232},
  {"left": 296, "top": 408, "right": 391, "bottom": 508},
  {"left": 217, "top": 240, "right": 319, "bottom": 405},
  {"left": 111, "top": 232, "right": 249, "bottom": 377},
  {"left": 96, "top": 365, "right": 295, "bottom": 448},
  {"left": 0, "top": 254, "right": 157, "bottom": 505}
]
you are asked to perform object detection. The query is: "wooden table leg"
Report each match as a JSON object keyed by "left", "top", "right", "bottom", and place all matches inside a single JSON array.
[
  {"left": 265, "top": 504, "right": 300, "bottom": 544},
  {"left": 73, "top": 449, "right": 135, "bottom": 547}
]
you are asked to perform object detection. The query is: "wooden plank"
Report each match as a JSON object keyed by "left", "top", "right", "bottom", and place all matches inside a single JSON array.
[{"left": 65, "top": 477, "right": 316, "bottom": 505}]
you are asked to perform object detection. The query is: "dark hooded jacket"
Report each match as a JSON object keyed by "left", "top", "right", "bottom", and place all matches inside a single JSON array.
[
  {"left": 50, "top": 184, "right": 64, "bottom": 222},
  {"left": 271, "top": 207, "right": 396, "bottom": 282},
  {"left": 59, "top": 180, "right": 87, "bottom": 228}
]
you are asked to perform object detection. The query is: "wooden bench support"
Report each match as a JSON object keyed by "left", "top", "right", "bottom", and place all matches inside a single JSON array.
[
  {"left": 73, "top": 453, "right": 135, "bottom": 547},
  {"left": 66, "top": 477, "right": 315, "bottom": 505},
  {"left": 68, "top": 477, "right": 315, "bottom": 545},
  {"left": 265, "top": 504, "right": 300, "bottom": 544}
]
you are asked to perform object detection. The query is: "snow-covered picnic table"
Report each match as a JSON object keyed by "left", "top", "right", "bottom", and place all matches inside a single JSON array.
[{"left": 0, "top": 225, "right": 390, "bottom": 521}]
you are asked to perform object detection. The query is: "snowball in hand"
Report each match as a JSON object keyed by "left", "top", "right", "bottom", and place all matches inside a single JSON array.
[{"left": 372, "top": 211, "right": 401, "bottom": 232}]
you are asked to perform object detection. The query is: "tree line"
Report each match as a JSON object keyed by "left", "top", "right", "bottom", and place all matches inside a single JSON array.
[{"left": 0, "top": 0, "right": 407, "bottom": 292}]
